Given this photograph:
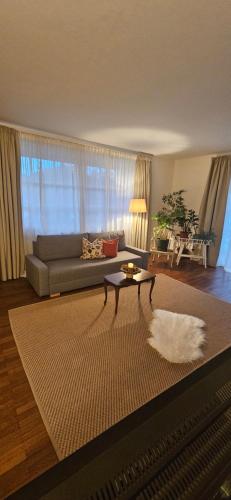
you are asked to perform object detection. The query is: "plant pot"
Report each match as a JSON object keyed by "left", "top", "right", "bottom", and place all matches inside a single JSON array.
[
  {"left": 156, "top": 239, "right": 169, "bottom": 252},
  {"left": 179, "top": 231, "right": 189, "bottom": 238}
]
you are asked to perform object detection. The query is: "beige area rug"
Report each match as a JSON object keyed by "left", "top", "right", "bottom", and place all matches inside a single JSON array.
[{"left": 9, "top": 274, "right": 231, "bottom": 460}]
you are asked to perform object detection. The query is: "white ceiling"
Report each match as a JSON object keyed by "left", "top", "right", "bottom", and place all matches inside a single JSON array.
[{"left": 0, "top": 0, "right": 231, "bottom": 157}]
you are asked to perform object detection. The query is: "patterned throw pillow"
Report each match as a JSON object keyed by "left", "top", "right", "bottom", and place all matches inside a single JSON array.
[{"left": 80, "top": 238, "right": 105, "bottom": 260}]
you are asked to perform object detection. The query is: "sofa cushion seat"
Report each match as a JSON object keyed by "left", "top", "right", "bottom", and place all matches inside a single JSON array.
[{"left": 47, "top": 251, "right": 142, "bottom": 285}]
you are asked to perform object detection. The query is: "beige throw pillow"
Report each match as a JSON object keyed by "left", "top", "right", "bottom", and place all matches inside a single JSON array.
[{"left": 80, "top": 237, "right": 105, "bottom": 260}]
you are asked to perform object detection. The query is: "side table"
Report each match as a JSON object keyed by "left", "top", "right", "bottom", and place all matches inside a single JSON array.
[{"left": 104, "top": 269, "right": 156, "bottom": 315}]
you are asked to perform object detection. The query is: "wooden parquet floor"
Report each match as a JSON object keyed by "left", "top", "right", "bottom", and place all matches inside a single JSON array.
[{"left": 0, "top": 257, "right": 231, "bottom": 498}]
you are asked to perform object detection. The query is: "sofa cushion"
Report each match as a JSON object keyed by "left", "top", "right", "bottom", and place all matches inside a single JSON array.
[
  {"left": 35, "top": 233, "right": 88, "bottom": 261},
  {"left": 80, "top": 237, "right": 105, "bottom": 260},
  {"left": 88, "top": 232, "right": 110, "bottom": 243},
  {"left": 47, "top": 251, "right": 142, "bottom": 285},
  {"left": 109, "top": 231, "right": 126, "bottom": 250},
  {"left": 88, "top": 230, "right": 126, "bottom": 251},
  {"left": 103, "top": 239, "right": 118, "bottom": 258}
]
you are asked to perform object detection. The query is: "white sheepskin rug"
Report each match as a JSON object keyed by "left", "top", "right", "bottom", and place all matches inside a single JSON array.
[{"left": 148, "top": 309, "right": 206, "bottom": 363}]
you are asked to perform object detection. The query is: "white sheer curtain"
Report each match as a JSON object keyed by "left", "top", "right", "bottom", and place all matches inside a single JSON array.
[
  {"left": 217, "top": 179, "right": 231, "bottom": 272},
  {"left": 20, "top": 133, "right": 136, "bottom": 254}
]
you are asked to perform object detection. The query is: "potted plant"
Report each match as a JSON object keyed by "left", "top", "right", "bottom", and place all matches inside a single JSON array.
[
  {"left": 151, "top": 211, "right": 173, "bottom": 252},
  {"left": 192, "top": 229, "right": 216, "bottom": 243},
  {"left": 152, "top": 190, "right": 199, "bottom": 239},
  {"left": 178, "top": 209, "right": 199, "bottom": 238}
]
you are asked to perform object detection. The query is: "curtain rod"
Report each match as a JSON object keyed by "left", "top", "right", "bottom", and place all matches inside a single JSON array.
[
  {"left": 212, "top": 152, "right": 231, "bottom": 158},
  {"left": 0, "top": 120, "right": 153, "bottom": 159}
]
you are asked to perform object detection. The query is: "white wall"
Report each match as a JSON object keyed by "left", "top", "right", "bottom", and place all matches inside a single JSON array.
[
  {"left": 149, "top": 154, "right": 212, "bottom": 247},
  {"left": 172, "top": 155, "right": 211, "bottom": 213},
  {"left": 150, "top": 157, "right": 175, "bottom": 213},
  {"left": 150, "top": 154, "right": 212, "bottom": 218}
]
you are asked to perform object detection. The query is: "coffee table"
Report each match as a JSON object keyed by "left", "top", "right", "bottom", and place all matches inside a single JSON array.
[{"left": 104, "top": 269, "right": 156, "bottom": 314}]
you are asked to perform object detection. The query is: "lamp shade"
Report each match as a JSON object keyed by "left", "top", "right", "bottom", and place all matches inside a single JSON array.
[{"left": 129, "top": 198, "right": 147, "bottom": 213}]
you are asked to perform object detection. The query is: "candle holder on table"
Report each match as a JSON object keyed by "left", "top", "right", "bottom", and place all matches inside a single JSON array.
[{"left": 120, "top": 263, "right": 141, "bottom": 280}]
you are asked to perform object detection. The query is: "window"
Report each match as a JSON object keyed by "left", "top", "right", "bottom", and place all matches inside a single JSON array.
[
  {"left": 217, "top": 180, "right": 231, "bottom": 272},
  {"left": 20, "top": 133, "right": 136, "bottom": 253}
]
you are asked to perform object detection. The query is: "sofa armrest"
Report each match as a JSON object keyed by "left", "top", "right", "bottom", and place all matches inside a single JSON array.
[
  {"left": 124, "top": 246, "right": 150, "bottom": 269},
  {"left": 25, "top": 255, "right": 49, "bottom": 297}
]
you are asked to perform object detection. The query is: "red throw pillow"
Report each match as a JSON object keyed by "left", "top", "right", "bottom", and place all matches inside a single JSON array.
[{"left": 103, "top": 239, "right": 118, "bottom": 258}]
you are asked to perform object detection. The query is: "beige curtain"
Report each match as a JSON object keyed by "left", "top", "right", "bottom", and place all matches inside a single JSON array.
[
  {"left": 0, "top": 126, "right": 24, "bottom": 280},
  {"left": 131, "top": 154, "right": 151, "bottom": 249},
  {"left": 199, "top": 155, "right": 231, "bottom": 266}
]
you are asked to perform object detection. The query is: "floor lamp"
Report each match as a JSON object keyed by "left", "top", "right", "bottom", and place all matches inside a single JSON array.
[
  {"left": 129, "top": 198, "right": 147, "bottom": 215},
  {"left": 129, "top": 198, "right": 147, "bottom": 247}
]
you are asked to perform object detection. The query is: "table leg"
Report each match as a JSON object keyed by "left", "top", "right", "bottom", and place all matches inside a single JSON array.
[
  {"left": 115, "top": 287, "right": 120, "bottom": 315},
  {"left": 171, "top": 241, "right": 176, "bottom": 268},
  {"left": 203, "top": 244, "right": 207, "bottom": 269},
  {"left": 138, "top": 283, "right": 141, "bottom": 297},
  {"left": 104, "top": 284, "right": 108, "bottom": 305},
  {"left": 149, "top": 277, "right": 155, "bottom": 303},
  {"left": 176, "top": 243, "right": 184, "bottom": 266}
]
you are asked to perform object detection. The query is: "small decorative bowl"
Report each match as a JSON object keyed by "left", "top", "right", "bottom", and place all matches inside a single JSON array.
[{"left": 121, "top": 264, "right": 141, "bottom": 280}]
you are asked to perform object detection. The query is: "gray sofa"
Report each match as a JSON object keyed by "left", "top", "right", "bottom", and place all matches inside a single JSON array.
[{"left": 25, "top": 231, "right": 150, "bottom": 297}]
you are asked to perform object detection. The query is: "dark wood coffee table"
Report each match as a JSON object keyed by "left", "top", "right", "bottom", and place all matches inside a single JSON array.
[{"left": 104, "top": 269, "right": 156, "bottom": 314}]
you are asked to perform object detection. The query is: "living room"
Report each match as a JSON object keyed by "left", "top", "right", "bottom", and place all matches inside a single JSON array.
[{"left": 0, "top": 1, "right": 231, "bottom": 499}]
